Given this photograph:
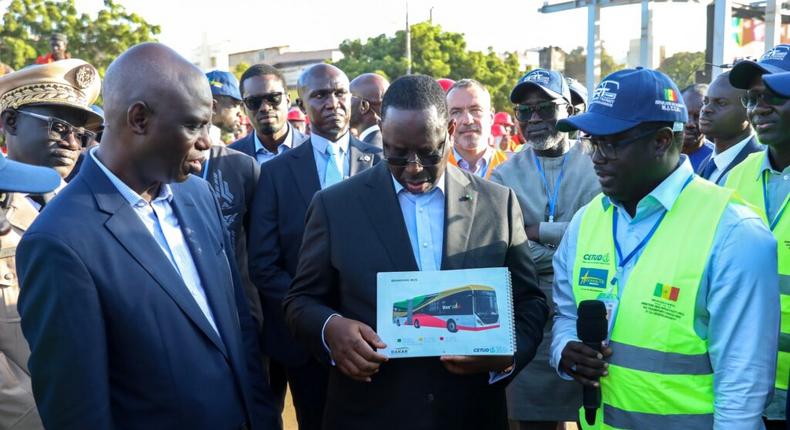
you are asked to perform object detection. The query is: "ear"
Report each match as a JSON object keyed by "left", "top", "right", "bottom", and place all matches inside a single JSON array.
[
  {"left": 212, "top": 98, "right": 219, "bottom": 117},
  {"left": 565, "top": 103, "right": 574, "bottom": 117},
  {"left": 653, "top": 127, "right": 674, "bottom": 158},
  {"left": 359, "top": 99, "right": 370, "bottom": 115},
  {"left": 447, "top": 118, "right": 457, "bottom": 142},
  {"left": 0, "top": 110, "right": 18, "bottom": 135},
  {"left": 286, "top": 93, "right": 292, "bottom": 108},
  {"left": 127, "top": 101, "right": 150, "bottom": 135}
]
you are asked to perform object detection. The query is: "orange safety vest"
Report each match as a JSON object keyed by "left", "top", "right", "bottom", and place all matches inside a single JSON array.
[{"left": 448, "top": 149, "right": 508, "bottom": 179}]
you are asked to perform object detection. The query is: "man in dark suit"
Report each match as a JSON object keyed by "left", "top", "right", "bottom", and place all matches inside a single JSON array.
[
  {"left": 230, "top": 64, "right": 306, "bottom": 164},
  {"left": 697, "top": 71, "right": 763, "bottom": 184},
  {"left": 283, "top": 75, "right": 548, "bottom": 430},
  {"left": 16, "top": 43, "right": 278, "bottom": 430},
  {"left": 248, "top": 63, "right": 381, "bottom": 430},
  {"left": 350, "top": 73, "right": 389, "bottom": 149}
]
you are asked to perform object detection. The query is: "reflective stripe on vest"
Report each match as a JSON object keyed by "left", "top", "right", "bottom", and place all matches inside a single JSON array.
[
  {"left": 725, "top": 151, "right": 790, "bottom": 391},
  {"left": 572, "top": 177, "right": 732, "bottom": 429}
]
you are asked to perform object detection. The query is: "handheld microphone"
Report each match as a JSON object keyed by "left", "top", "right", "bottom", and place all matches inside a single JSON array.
[{"left": 576, "top": 300, "right": 608, "bottom": 426}]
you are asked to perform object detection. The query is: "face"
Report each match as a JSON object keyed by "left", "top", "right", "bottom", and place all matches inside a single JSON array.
[
  {"left": 699, "top": 78, "right": 749, "bottom": 139},
  {"left": 299, "top": 70, "right": 351, "bottom": 140},
  {"left": 241, "top": 74, "right": 290, "bottom": 136},
  {"left": 3, "top": 104, "right": 87, "bottom": 178},
  {"left": 137, "top": 81, "right": 213, "bottom": 183},
  {"left": 382, "top": 106, "right": 454, "bottom": 194},
  {"left": 746, "top": 77, "right": 790, "bottom": 149},
  {"left": 514, "top": 90, "right": 570, "bottom": 151},
  {"left": 681, "top": 91, "right": 704, "bottom": 152},
  {"left": 50, "top": 40, "right": 66, "bottom": 60},
  {"left": 447, "top": 86, "right": 493, "bottom": 153},
  {"left": 212, "top": 95, "right": 242, "bottom": 134}
]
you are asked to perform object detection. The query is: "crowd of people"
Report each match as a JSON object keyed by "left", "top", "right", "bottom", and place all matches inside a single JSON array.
[{"left": 0, "top": 38, "right": 787, "bottom": 430}]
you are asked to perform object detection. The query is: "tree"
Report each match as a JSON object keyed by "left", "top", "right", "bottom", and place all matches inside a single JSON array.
[
  {"left": 564, "top": 45, "right": 624, "bottom": 85},
  {"left": 332, "top": 22, "right": 525, "bottom": 112},
  {"left": 0, "top": 0, "right": 160, "bottom": 75},
  {"left": 658, "top": 51, "right": 706, "bottom": 90},
  {"left": 233, "top": 62, "right": 250, "bottom": 81}
]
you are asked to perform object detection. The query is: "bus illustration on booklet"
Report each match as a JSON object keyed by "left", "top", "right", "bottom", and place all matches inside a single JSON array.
[
  {"left": 377, "top": 267, "right": 516, "bottom": 358},
  {"left": 391, "top": 285, "right": 500, "bottom": 333}
]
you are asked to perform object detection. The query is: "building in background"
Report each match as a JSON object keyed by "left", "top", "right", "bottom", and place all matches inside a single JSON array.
[
  {"left": 228, "top": 46, "right": 343, "bottom": 89},
  {"left": 539, "top": 46, "right": 566, "bottom": 71}
]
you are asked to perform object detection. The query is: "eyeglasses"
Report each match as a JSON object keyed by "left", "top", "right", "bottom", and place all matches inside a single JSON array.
[
  {"left": 514, "top": 101, "right": 567, "bottom": 121},
  {"left": 740, "top": 90, "right": 788, "bottom": 109},
  {"left": 581, "top": 127, "right": 668, "bottom": 160},
  {"left": 16, "top": 110, "right": 96, "bottom": 147},
  {"left": 243, "top": 92, "right": 284, "bottom": 111},
  {"left": 385, "top": 137, "right": 447, "bottom": 167}
]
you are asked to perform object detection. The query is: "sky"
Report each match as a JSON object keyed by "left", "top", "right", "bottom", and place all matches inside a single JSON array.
[{"left": 1, "top": 0, "right": 714, "bottom": 63}]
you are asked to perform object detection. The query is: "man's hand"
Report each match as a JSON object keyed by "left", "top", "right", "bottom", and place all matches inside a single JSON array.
[
  {"left": 525, "top": 224, "right": 540, "bottom": 242},
  {"left": 439, "top": 355, "right": 513, "bottom": 375},
  {"left": 559, "top": 341, "right": 613, "bottom": 388},
  {"left": 324, "top": 316, "right": 388, "bottom": 382}
]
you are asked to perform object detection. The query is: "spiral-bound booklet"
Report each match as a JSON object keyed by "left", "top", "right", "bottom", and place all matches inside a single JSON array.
[{"left": 376, "top": 267, "right": 515, "bottom": 358}]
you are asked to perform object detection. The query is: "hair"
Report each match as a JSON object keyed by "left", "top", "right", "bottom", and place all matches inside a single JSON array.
[
  {"left": 681, "top": 83, "right": 708, "bottom": 97},
  {"left": 381, "top": 75, "right": 448, "bottom": 124},
  {"left": 239, "top": 63, "right": 286, "bottom": 96},
  {"left": 447, "top": 78, "right": 492, "bottom": 109}
]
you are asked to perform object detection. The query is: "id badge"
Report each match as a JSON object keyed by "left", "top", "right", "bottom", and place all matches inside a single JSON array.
[{"left": 596, "top": 293, "right": 618, "bottom": 343}]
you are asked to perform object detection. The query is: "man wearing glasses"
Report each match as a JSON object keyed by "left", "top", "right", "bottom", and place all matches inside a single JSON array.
[
  {"left": 550, "top": 67, "right": 778, "bottom": 429},
  {"left": 0, "top": 59, "right": 102, "bottom": 210},
  {"left": 230, "top": 63, "right": 306, "bottom": 164},
  {"left": 349, "top": 73, "right": 389, "bottom": 150},
  {"left": 283, "top": 74, "right": 547, "bottom": 430},
  {"left": 727, "top": 54, "right": 790, "bottom": 429},
  {"left": 491, "top": 68, "right": 599, "bottom": 430},
  {"left": 247, "top": 63, "right": 380, "bottom": 430}
]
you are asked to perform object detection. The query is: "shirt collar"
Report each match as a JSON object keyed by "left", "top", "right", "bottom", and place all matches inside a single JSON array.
[
  {"left": 311, "top": 131, "right": 350, "bottom": 155},
  {"left": 712, "top": 134, "right": 753, "bottom": 169},
  {"left": 89, "top": 147, "right": 173, "bottom": 208},
  {"left": 757, "top": 146, "right": 790, "bottom": 179},
  {"left": 358, "top": 124, "right": 380, "bottom": 141},
  {"left": 253, "top": 123, "right": 294, "bottom": 155},
  {"left": 390, "top": 172, "right": 446, "bottom": 198},
  {"left": 452, "top": 146, "right": 492, "bottom": 173},
  {"left": 602, "top": 155, "right": 695, "bottom": 214}
]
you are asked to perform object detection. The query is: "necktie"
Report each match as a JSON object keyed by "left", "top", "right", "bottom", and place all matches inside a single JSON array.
[{"left": 324, "top": 142, "right": 343, "bottom": 188}]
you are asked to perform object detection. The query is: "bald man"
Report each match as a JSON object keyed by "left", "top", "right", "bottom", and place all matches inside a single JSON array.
[
  {"left": 15, "top": 43, "right": 278, "bottom": 430},
  {"left": 350, "top": 73, "right": 390, "bottom": 149},
  {"left": 247, "top": 63, "right": 381, "bottom": 430}
]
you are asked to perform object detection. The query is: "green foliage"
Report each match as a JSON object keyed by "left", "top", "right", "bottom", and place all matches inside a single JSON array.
[
  {"left": 0, "top": 0, "right": 160, "bottom": 76},
  {"left": 564, "top": 45, "right": 624, "bottom": 84},
  {"left": 233, "top": 62, "right": 249, "bottom": 81},
  {"left": 332, "top": 22, "right": 525, "bottom": 112},
  {"left": 658, "top": 51, "right": 705, "bottom": 90}
]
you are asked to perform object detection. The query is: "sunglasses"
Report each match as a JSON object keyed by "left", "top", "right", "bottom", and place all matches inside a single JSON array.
[
  {"left": 385, "top": 137, "right": 447, "bottom": 167},
  {"left": 514, "top": 101, "right": 567, "bottom": 121},
  {"left": 243, "top": 92, "right": 284, "bottom": 111},
  {"left": 740, "top": 90, "right": 788, "bottom": 109},
  {"left": 16, "top": 109, "right": 96, "bottom": 147}
]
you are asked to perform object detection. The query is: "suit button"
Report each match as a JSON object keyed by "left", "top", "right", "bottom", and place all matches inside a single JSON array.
[{"left": 427, "top": 393, "right": 434, "bottom": 402}]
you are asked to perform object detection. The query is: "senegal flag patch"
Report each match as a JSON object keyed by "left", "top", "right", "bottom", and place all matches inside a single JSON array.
[{"left": 653, "top": 283, "right": 679, "bottom": 301}]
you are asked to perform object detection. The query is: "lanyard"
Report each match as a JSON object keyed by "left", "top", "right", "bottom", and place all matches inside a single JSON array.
[
  {"left": 533, "top": 152, "right": 568, "bottom": 222},
  {"left": 762, "top": 170, "right": 789, "bottom": 231}
]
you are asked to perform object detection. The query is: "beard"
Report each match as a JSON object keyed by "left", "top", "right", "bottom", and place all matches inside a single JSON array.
[{"left": 528, "top": 131, "right": 563, "bottom": 151}]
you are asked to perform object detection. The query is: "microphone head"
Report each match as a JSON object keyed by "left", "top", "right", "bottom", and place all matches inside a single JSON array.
[{"left": 577, "top": 300, "right": 608, "bottom": 343}]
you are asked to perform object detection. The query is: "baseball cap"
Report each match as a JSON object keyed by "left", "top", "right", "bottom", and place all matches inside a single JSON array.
[
  {"left": 762, "top": 71, "right": 790, "bottom": 98},
  {"left": 510, "top": 69, "right": 572, "bottom": 104},
  {"left": 730, "top": 45, "right": 790, "bottom": 89},
  {"left": 0, "top": 151, "right": 60, "bottom": 194},
  {"left": 288, "top": 107, "right": 306, "bottom": 121},
  {"left": 437, "top": 78, "right": 455, "bottom": 93},
  {"left": 493, "top": 112, "right": 514, "bottom": 127},
  {"left": 557, "top": 68, "right": 687, "bottom": 136},
  {"left": 206, "top": 70, "right": 242, "bottom": 101},
  {"left": 567, "top": 77, "right": 588, "bottom": 107}
]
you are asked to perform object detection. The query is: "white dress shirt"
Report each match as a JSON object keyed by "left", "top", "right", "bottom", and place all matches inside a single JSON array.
[
  {"left": 708, "top": 135, "right": 753, "bottom": 184},
  {"left": 358, "top": 125, "right": 380, "bottom": 142},
  {"left": 254, "top": 124, "right": 296, "bottom": 164}
]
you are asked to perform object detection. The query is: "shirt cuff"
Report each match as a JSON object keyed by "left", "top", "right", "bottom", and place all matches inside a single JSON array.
[
  {"left": 488, "top": 359, "right": 515, "bottom": 384},
  {"left": 321, "top": 313, "right": 342, "bottom": 366}
]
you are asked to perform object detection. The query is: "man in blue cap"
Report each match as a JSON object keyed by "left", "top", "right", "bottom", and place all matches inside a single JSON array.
[
  {"left": 201, "top": 70, "right": 264, "bottom": 331},
  {"left": 727, "top": 55, "right": 790, "bottom": 428},
  {"left": 491, "top": 68, "right": 599, "bottom": 430},
  {"left": 0, "top": 152, "right": 61, "bottom": 430},
  {"left": 551, "top": 67, "right": 778, "bottom": 428}
]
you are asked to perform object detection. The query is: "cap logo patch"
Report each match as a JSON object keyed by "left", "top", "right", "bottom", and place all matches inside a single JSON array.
[
  {"left": 762, "top": 46, "right": 790, "bottom": 62},
  {"left": 525, "top": 70, "right": 551, "bottom": 85},
  {"left": 655, "top": 88, "right": 684, "bottom": 113},
  {"left": 210, "top": 79, "right": 224, "bottom": 88},
  {"left": 663, "top": 88, "right": 678, "bottom": 102},
  {"left": 591, "top": 80, "right": 619, "bottom": 108},
  {"left": 74, "top": 65, "right": 95, "bottom": 90}
]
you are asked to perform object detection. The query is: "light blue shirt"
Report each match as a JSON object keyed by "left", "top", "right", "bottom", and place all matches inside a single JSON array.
[
  {"left": 89, "top": 148, "right": 221, "bottom": 337},
  {"left": 759, "top": 148, "right": 790, "bottom": 223},
  {"left": 551, "top": 156, "right": 779, "bottom": 429},
  {"left": 453, "top": 146, "right": 492, "bottom": 178},
  {"left": 391, "top": 175, "right": 445, "bottom": 271},
  {"left": 253, "top": 124, "right": 295, "bottom": 164},
  {"left": 311, "top": 132, "right": 350, "bottom": 188}
]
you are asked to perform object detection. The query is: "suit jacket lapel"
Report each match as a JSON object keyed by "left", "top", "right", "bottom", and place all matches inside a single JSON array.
[
  {"left": 287, "top": 139, "right": 322, "bottom": 206},
  {"left": 348, "top": 137, "right": 375, "bottom": 176},
  {"left": 442, "top": 166, "right": 478, "bottom": 270},
  {"left": 720, "top": 136, "right": 762, "bottom": 181},
  {"left": 83, "top": 158, "right": 229, "bottom": 357},
  {"left": 361, "top": 163, "right": 418, "bottom": 270}
]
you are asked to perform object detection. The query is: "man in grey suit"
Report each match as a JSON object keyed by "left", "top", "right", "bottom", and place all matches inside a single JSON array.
[
  {"left": 247, "top": 63, "right": 381, "bottom": 430},
  {"left": 283, "top": 75, "right": 547, "bottom": 430},
  {"left": 350, "top": 73, "right": 389, "bottom": 149}
]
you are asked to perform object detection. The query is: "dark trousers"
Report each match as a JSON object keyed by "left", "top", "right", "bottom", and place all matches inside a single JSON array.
[{"left": 269, "top": 358, "right": 329, "bottom": 430}]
